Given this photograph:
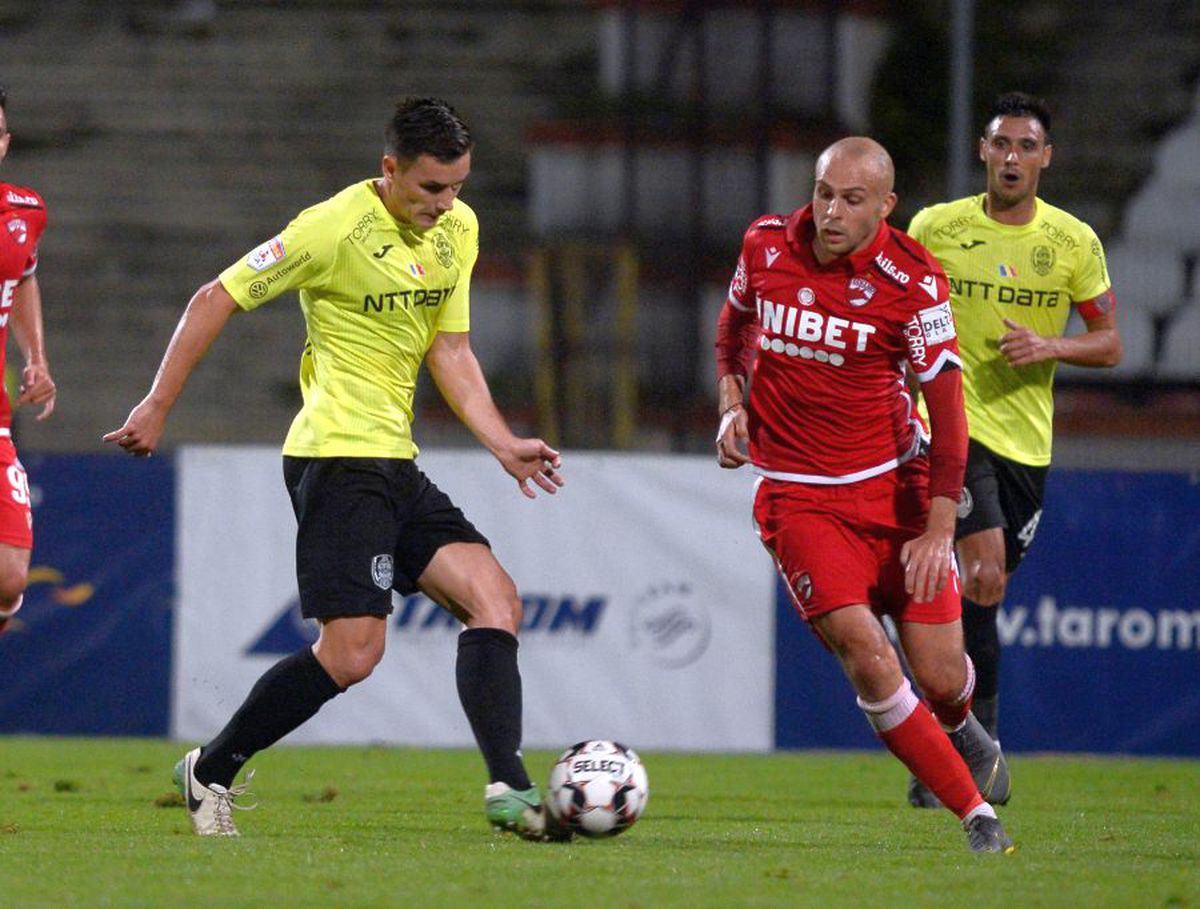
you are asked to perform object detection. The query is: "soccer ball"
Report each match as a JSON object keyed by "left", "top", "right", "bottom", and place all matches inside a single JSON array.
[{"left": 546, "top": 740, "right": 649, "bottom": 838}]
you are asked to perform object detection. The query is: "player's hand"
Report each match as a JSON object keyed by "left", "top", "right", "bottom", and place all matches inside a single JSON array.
[
  {"left": 15, "top": 363, "right": 56, "bottom": 421},
  {"left": 999, "top": 318, "right": 1057, "bottom": 367},
  {"left": 102, "top": 399, "right": 168, "bottom": 457},
  {"left": 499, "top": 437, "right": 563, "bottom": 499},
  {"left": 900, "top": 528, "right": 955, "bottom": 604},
  {"left": 716, "top": 402, "right": 750, "bottom": 469}
]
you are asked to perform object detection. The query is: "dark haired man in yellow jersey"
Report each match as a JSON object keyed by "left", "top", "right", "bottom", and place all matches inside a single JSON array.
[
  {"left": 106, "top": 98, "right": 566, "bottom": 839},
  {"left": 905, "top": 92, "right": 1121, "bottom": 807}
]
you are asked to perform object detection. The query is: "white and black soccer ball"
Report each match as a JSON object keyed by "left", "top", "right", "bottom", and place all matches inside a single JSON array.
[{"left": 546, "top": 740, "right": 649, "bottom": 838}]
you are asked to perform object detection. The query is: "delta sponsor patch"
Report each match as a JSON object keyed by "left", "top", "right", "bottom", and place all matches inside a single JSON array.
[
  {"left": 245, "top": 236, "right": 287, "bottom": 272},
  {"left": 918, "top": 301, "right": 956, "bottom": 344}
]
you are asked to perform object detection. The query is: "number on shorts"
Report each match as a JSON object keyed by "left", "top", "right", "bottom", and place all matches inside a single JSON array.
[{"left": 7, "top": 463, "right": 30, "bottom": 505}]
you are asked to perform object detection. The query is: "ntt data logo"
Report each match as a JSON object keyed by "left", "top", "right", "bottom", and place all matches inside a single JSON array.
[{"left": 998, "top": 596, "right": 1200, "bottom": 651}]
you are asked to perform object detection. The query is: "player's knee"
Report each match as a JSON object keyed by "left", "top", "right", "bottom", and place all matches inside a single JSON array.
[
  {"left": 916, "top": 662, "right": 966, "bottom": 706},
  {"left": 964, "top": 561, "right": 1006, "bottom": 606},
  {"left": 463, "top": 575, "right": 522, "bottom": 635},
  {"left": 842, "top": 641, "right": 903, "bottom": 696},
  {"left": 325, "top": 640, "right": 385, "bottom": 687}
]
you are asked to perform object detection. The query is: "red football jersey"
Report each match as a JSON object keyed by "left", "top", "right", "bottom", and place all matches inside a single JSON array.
[
  {"left": 0, "top": 182, "right": 47, "bottom": 429},
  {"left": 724, "top": 205, "right": 960, "bottom": 483}
]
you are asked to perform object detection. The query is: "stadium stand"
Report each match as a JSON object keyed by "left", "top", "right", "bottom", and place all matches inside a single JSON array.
[
  {"left": 0, "top": 0, "right": 1196, "bottom": 453},
  {"left": 0, "top": 1, "right": 592, "bottom": 451}
]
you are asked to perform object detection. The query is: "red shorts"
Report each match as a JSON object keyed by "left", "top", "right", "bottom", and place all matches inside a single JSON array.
[
  {"left": 0, "top": 437, "right": 33, "bottom": 549},
  {"left": 753, "top": 458, "right": 960, "bottom": 625}
]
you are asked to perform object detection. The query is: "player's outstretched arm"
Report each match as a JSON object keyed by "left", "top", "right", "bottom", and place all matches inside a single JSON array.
[
  {"left": 103, "top": 279, "right": 240, "bottom": 456},
  {"left": 10, "top": 274, "right": 56, "bottom": 421},
  {"left": 426, "top": 330, "right": 563, "bottom": 499}
]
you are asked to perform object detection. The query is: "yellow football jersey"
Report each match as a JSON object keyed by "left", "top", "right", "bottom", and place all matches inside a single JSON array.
[
  {"left": 220, "top": 179, "right": 477, "bottom": 458},
  {"left": 908, "top": 194, "right": 1109, "bottom": 466}
]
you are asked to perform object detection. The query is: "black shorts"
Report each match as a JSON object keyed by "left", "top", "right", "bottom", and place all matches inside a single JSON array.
[
  {"left": 283, "top": 456, "right": 489, "bottom": 620},
  {"left": 955, "top": 439, "right": 1048, "bottom": 573}
]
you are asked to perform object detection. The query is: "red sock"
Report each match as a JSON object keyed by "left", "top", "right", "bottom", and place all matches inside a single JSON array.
[{"left": 881, "top": 703, "right": 982, "bottom": 819}]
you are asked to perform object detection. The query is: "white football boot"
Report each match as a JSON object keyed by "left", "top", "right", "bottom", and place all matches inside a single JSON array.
[{"left": 174, "top": 747, "right": 256, "bottom": 836}]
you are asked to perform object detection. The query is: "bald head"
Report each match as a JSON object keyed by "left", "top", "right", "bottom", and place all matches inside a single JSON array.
[
  {"left": 810, "top": 136, "right": 898, "bottom": 263},
  {"left": 815, "top": 137, "right": 895, "bottom": 195}
]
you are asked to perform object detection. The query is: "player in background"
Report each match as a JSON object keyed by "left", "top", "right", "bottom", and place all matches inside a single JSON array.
[
  {"left": 904, "top": 92, "right": 1121, "bottom": 808},
  {"left": 716, "top": 137, "right": 1013, "bottom": 854},
  {"left": 0, "top": 85, "right": 58, "bottom": 639},
  {"left": 105, "top": 97, "right": 566, "bottom": 839}
]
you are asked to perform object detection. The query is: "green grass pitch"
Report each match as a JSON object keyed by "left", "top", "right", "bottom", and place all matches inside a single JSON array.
[{"left": 1, "top": 737, "right": 1197, "bottom": 908}]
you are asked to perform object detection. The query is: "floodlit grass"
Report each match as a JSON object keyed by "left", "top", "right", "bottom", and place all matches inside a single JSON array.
[{"left": 1, "top": 738, "right": 1197, "bottom": 908}]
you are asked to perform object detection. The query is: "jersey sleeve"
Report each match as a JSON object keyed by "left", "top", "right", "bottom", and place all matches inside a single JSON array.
[
  {"left": 906, "top": 206, "right": 933, "bottom": 246},
  {"left": 903, "top": 265, "right": 962, "bottom": 383},
  {"left": 435, "top": 205, "right": 476, "bottom": 333},
  {"left": 19, "top": 190, "right": 47, "bottom": 276},
  {"left": 715, "top": 227, "right": 760, "bottom": 379},
  {"left": 218, "top": 203, "right": 336, "bottom": 311},
  {"left": 1069, "top": 225, "right": 1111, "bottom": 306}
]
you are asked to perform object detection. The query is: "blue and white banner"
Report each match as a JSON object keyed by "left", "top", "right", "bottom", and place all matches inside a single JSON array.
[
  {"left": 0, "top": 454, "right": 174, "bottom": 735},
  {"left": 3, "top": 451, "right": 1195, "bottom": 757},
  {"left": 174, "top": 447, "right": 774, "bottom": 752}
]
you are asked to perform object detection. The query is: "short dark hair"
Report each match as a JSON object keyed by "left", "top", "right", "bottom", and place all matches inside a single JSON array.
[
  {"left": 385, "top": 97, "right": 472, "bottom": 163},
  {"left": 984, "top": 92, "right": 1052, "bottom": 135},
  {"left": 0, "top": 85, "right": 7, "bottom": 113}
]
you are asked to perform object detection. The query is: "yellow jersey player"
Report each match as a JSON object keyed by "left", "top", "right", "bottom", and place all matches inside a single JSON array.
[
  {"left": 905, "top": 92, "right": 1121, "bottom": 808},
  {"left": 106, "top": 98, "right": 567, "bottom": 840}
]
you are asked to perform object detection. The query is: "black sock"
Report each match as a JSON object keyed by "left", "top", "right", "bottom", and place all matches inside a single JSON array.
[
  {"left": 456, "top": 627, "right": 531, "bottom": 790},
  {"left": 962, "top": 596, "right": 1000, "bottom": 700},
  {"left": 194, "top": 646, "right": 343, "bottom": 789}
]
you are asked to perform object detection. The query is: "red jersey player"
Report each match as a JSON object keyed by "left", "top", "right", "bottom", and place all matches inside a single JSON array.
[
  {"left": 0, "top": 85, "right": 57, "bottom": 638},
  {"left": 715, "top": 137, "right": 1014, "bottom": 854}
]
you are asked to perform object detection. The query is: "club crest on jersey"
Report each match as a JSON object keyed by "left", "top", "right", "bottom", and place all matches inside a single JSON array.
[
  {"left": 797, "top": 287, "right": 816, "bottom": 307},
  {"left": 7, "top": 218, "right": 27, "bottom": 245},
  {"left": 371, "top": 554, "right": 394, "bottom": 590},
  {"left": 848, "top": 276, "right": 875, "bottom": 307},
  {"left": 1032, "top": 245, "right": 1055, "bottom": 276},
  {"left": 246, "top": 236, "right": 287, "bottom": 272}
]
